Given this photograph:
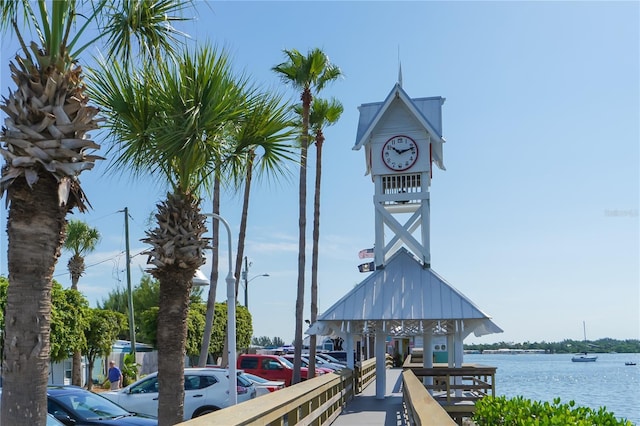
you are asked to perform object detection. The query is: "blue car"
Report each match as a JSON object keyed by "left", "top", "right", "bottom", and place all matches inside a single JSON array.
[{"left": 47, "top": 385, "right": 157, "bottom": 425}]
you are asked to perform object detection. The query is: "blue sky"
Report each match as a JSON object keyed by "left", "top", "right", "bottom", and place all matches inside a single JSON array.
[{"left": 1, "top": 1, "right": 638, "bottom": 345}]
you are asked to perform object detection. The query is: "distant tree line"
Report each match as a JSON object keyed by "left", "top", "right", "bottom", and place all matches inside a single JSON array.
[
  {"left": 99, "top": 274, "right": 253, "bottom": 364},
  {"left": 252, "top": 336, "right": 286, "bottom": 347},
  {"left": 464, "top": 339, "right": 640, "bottom": 354}
]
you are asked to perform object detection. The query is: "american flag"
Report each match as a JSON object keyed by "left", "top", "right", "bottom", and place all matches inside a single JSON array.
[{"left": 358, "top": 248, "right": 374, "bottom": 259}]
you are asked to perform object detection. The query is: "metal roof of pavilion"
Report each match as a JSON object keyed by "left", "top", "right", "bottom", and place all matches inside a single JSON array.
[{"left": 308, "top": 248, "right": 503, "bottom": 339}]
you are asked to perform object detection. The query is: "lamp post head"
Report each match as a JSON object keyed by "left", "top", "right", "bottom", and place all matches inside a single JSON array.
[{"left": 192, "top": 269, "right": 210, "bottom": 287}]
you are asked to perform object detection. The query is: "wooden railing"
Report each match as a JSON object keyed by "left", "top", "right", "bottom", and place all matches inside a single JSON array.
[
  {"left": 354, "top": 357, "right": 376, "bottom": 393},
  {"left": 404, "top": 365, "right": 496, "bottom": 423},
  {"left": 402, "top": 369, "right": 456, "bottom": 426},
  {"left": 181, "top": 356, "right": 389, "bottom": 426}
]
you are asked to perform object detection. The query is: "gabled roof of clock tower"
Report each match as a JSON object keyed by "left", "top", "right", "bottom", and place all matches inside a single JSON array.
[{"left": 353, "top": 83, "right": 446, "bottom": 150}]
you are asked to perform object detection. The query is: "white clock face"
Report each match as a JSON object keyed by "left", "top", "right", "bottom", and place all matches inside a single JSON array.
[{"left": 382, "top": 135, "right": 418, "bottom": 171}]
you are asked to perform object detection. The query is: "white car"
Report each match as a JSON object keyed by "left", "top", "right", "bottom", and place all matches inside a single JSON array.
[
  {"left": 242, "top": 373, "right": 285, "bottom": 396},
  {"left": 101, "top": 368, "right": 256, "bottom": 420}
]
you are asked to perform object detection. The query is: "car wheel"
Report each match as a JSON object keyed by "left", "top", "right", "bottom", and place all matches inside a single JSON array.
[{"left": 193, "top": 406, "right": 219, "bottom": 418}]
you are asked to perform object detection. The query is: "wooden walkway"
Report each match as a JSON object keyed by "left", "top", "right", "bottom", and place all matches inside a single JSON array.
[{"left": 332, "top": 368, "right": 407, "bottom": 426}]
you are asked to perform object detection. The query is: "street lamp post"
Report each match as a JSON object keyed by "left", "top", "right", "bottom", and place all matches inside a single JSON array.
[
  {"left": 122, "top": 207, "right": 136, "bottom": 373},
  {"left": 203, "top": 213, "right": 237, "bottom": 406},
  {"left": 242, "top": 256, "right": 269, "bottom": 308}
]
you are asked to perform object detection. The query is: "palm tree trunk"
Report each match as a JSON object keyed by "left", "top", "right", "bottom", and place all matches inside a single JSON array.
[
  {"left": 234, "top": 150, "right": 255, "bottom": 297},
  {"left": 157, "top": 270, "right": 193, "bottom": 425},
  {"left": 2, "top": 175, "right": 67, "bottom": 425},
  {"left": 309, "top": 133, "right": 324, "bottom": 379},
  {"left": 72, "top": 351, "right": 83, "bottom": 386},
  {"left": 86, "top": 355, "right": 96, "bottom": 391},
  {"left": 71, "top": 272, "right": 83, "bottom": 386},
  {"left": 148, "top": 192, "right": 206, "bottom": 425},
  {"left": 293, "top": 89, "right": 312, "bottom": 384},
  {"left": 198, "top": 176, "right": 221, "bottom": 367}
]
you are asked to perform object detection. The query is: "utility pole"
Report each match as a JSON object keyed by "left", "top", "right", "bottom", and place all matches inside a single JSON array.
[{"left": 123, "top": 207, "right": 136, "bottom": 369}]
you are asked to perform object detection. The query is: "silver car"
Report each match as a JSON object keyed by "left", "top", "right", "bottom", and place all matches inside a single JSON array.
[{"left": 101, "top": 368, "right": 256, "bottom": 420}]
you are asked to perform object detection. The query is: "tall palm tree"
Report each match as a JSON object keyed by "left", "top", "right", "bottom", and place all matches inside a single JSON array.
[
  {"left": 0, "top": 2, "right": 190, "bottom": 423},
  {"left": 231, "top": 92, "right": 295, "bottom": 298},
  {"left": 64, "top": 219, "right": 101, "bottom": 290},
  {"left": 305, "top": 98, "right": 343, "bottom": 378},
  {"left": 272, "top": 48, "right": 341, "bottom": 383},
  {"left": 89, "top": 44, "right": 294, "bottom": 425},
  {"left": 63, "top": 219, "right": 101, "bottom": 386},
  {"left": 198, "top": 92, "right": 292, "bottom": 367}
]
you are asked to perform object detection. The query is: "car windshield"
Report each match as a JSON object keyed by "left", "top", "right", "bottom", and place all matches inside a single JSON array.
[
  {"left": 244, "top": 373, "right": 268, "bottom": 384},
  {"left": 51, "top": 390, "right": 131, "bottom": 420},
  {"left": 320, "top": 354, "right": 343, "bottom": 364},
  {"left": 277, "top": 356, "right": 294, "bottom": 368},
  {"left": 236, "top": 372, "right": 253, "bottom": 388},
  {"left": 285, "top": 356, "right": 310, "bottom": 368}
]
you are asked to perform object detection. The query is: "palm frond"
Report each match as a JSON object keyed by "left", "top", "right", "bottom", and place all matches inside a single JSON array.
[
  {"left": 101, "top": 0, "right": 193, "bottom": 67},
  {"left": 88, "top": 43, "right": 251, "bottom": 198}
]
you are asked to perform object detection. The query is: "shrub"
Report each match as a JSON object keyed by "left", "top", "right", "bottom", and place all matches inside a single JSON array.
[
  {"left": 473, "top": 395, "right": 634, "bottom": 426},
  {"left": 121, "top": 353, "right": 139, "bottom": 387}
]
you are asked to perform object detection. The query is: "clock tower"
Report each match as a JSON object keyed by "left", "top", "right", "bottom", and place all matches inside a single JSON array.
[{"left": 353, "top": 81, "right": 446, "bottom": 268}]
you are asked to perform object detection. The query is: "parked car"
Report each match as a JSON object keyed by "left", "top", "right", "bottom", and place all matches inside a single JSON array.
[
  {"left": 307, "top": 354, "right": 346, "bottom": 371},
  {"left": 47, "top": 413, "right": 66, "bottom": 426},
  {"left": 242, "top": 373, "right": 285, "bottom": 396},
  {"left": 322, "top": 350, "right": 359, "bottom": 363},
  {"left": 102, "top": 368, "right": 256, "bottom": 421},
  {"left": 282, "top": 354, "right": 334, "bottom": 374},
  {"left": 1, "top": 386, "right": 157, "bottom": 425},
  {"left": 317, "top": 352, "right": 347, "bottom": 367},
  {"left": 237, "top": 354, "right": 324, "bottom": 386},
  {"left": 46, "top": 385, "right": 158, "bottom": 425}
]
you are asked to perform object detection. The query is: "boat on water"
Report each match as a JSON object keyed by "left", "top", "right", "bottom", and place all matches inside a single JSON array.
[
  {"left": 571, "top": 321, "right": 597, "bottom": 362},
  {"left": 625, "top": 361, "right": 637, "bottom": 366},
  {"left": 572, "top": 352, "right": 598, "bottom": 362}
]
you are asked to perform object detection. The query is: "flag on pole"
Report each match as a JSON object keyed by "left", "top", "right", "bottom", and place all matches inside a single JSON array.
[
  {"left": 358, "top": 248, "right": 374, "bottom": 259},
  {"left": 358, "top": 262, "right": 376, "bottom": 273}
]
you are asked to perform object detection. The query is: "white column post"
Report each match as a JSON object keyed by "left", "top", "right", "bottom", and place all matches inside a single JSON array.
[
  {"left": 447, "top": 333, "right": 455, "bottom": 368},
  {"left": 374, "top": 176, "right": 385, "bottom": 267},
  {"left": 421, "top": 182, "right": 431, "bottom": 267},
  {"left": 455, "top": 321, "right": 464, "bottom": 397},
  {"left": 346, "top": 333, "right": 355, "bottom": 370},
  {"left": 375, "top": 329, "right": 386, "bottom": 399},
  {"left": 423, "top": 331, "right": 433, "bottom": 390}
]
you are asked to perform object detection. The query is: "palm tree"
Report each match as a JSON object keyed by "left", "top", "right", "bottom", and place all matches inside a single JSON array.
[
  {"left": 272, "top": 48, "right": 341, "bottom": 383},
  {"left": 305, "top": 98, "right": 343, "bottom": 378},
  {"left": 64, "top": 219, "right": 101, "bottom": 290},
  {"left": 0, "top": 2, "right": 190, "bottom": 423},
  {"left": 231, "top": 92, "right": 295, "bottom": 298},
  {"left": 89, "top": 44, "right": 294, "bottom": 425},
  {"left": 63, "top": 219, "right": 101, "bottom": 386},
  {"left": 207, "top": 92, "right": 295, "bottom": 368}
]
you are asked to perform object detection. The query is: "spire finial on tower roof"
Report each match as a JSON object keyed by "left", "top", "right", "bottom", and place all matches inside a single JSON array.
[{"left": 397, "top": 46, "right": 403, "bottom": 88}]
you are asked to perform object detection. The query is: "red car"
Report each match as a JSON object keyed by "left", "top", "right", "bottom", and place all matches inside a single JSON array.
[{"left": 237, "top": 354, "right": 324, "bottom": 386}]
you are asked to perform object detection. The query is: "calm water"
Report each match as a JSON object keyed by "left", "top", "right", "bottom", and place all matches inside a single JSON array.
[{"left": 464, "top": 353, "right": 640, "bottom": 425}]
